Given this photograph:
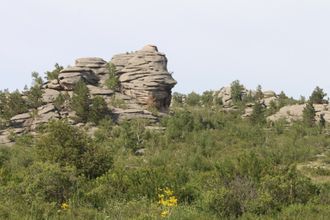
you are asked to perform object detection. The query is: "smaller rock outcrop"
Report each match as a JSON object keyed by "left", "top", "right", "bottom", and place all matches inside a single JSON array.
[
  {"left": 215, "top": 85, "right": 278, "bottom": 110},
  {"left": 267, "top": 104, "right": 330, "bottom": 123}
]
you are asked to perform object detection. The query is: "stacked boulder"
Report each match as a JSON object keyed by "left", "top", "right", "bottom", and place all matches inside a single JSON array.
[{"left": 112, "top": 45, "right": 177, "bottom": 112}]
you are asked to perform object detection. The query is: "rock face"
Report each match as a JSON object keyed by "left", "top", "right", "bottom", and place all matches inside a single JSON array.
[
  {"left": 0, "top": 45, "right": 177, "bottom": 145},
  {"left": 112, "top": 45, "right": 177, "bottom": 112}
]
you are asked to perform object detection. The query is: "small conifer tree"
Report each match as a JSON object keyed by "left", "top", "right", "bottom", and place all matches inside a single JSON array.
[
  {"left": 250, "top": 101, "right": 266, "bottom": 125},
  {"left": 302, "top": 102, "right": 316, "bottom": 127},
  {"left": 230, "top": 80, "right": 244, "bottom": 104},
  {"left": 319, "top": 113, "right": 326, "bottom": 129},
  {"left": 71, "top": 80, "right": 90, "bottom": 122},
  {"left": 309, "top": 86, "right": 327, "bottom": 104}
]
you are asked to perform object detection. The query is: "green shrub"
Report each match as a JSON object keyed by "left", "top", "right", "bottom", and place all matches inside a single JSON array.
[
  {"left": 36, "top": 120, "right": 113, "bottom": 179},
  {"left": 22, "top": 162, "right": 78, "bottom": 204},
  {"left": 105, "top": 63, "right": 119, "bottom": 90},
  {"left": 45, "top": 63, "right": 63, "bottom": 80},
  {"left": 309, "top": 86, "right": 327, "bottom": 104},
  {"left": 230, "top": 80, "right": 245, "bottom": 104},
  {"left": 164, "top": 111, "right": 195, "bottom": 139},
  {"left": 89, "top": 96, "right": 109, "bottom": 124},
  {"left": 71, "top": 80, "right": 90, "bottom": 122},
  {"left": 186, "top": 92, "right": 201, "bottom": 106},
  {"left": 303, "top": 102, "right": 316, "bottom": 127}
]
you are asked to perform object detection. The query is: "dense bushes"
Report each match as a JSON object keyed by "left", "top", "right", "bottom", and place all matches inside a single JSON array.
[
  {"left": 36, "top": 120, "right": 113, "bottom": 179},
  {"left": 0, "top": 98, "right": 330, "bottom": 219}
]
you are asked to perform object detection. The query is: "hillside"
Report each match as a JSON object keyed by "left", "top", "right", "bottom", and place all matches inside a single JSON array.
[{"left": 0, "top": 46, "right": 330, "bottom": 219}]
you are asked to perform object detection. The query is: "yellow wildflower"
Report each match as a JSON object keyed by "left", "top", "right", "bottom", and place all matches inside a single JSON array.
[
  {"left": 168, "top": 196, "right": 178, "bottom": 207},
  {"left": 164, "top": 187, "right": 174, "bottom": 196},
  {"left": 61, "top": 202, "right": 70, "bottom": 210},
  {"left": 157, "top": 187, "right": 178, "bottom": 217},
  {"left": 161, "top": 210, "right": 169, "bottom": 218}
]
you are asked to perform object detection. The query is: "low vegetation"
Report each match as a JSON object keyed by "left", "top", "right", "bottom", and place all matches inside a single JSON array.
[{"left": 0, "top": 78, "right": 330, "bottom": 219}]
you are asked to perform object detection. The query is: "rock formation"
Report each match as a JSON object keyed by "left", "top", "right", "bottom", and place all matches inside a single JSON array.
[
  {"left": 112, "top": 45, "right": 177, "bottom": 111},
  {"left": 0, "top": 45, "right": 176, "bottom": 145}
]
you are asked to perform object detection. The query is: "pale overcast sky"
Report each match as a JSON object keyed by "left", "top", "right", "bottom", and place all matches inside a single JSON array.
[{"left": 1, "top": 0, "right": 329, "bottom": 98}]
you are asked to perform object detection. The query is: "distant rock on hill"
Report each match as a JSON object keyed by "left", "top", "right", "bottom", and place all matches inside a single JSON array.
[
  {"left": 0, "top": 45, "right": 176, "bottom": 145},
  {"left": 215, "top": 85, "right": 278, "bottom": 109},
  {"left": 268, "top": 104, "right": 330, "bottom": 123}
]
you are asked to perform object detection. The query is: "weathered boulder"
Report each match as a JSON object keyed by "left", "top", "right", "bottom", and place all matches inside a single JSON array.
[
  {"left": 216, "top": 86, "right": 249, "bottom": 107},
  {"left": 263, "top": 96, "right": 277, "bottom": 107},
  {"left": 10, "top": 112, "right": 32, "bottom": 128},
  {"left": 31, "top": 104, "right": 60, "bottom": 129},
  {"left": 42, "top": 89, "right": 60, "bottom": 103},
  {"left": 44, "top": 79, "right": 62, "bottom": 90},
  {"left": 263, "top": 90, "right": 277, "bottom": 98},
  {"left": 75, "top": 57, "right": 107, "bottom": 69},
  {"left": 111, "top": 108, "right": 158, "bottom": 123},
  {"left": 87, "top": 85, "right": 114, "bottom": 96},
  {"left": 75, "top": 57, "right": 109, "bottom": 85},
  {"left": 59, "top": 67, "right": 99, "bottom": 90},
  {"left": 111, "top": 45, "right": 177, "bottom": 112}
]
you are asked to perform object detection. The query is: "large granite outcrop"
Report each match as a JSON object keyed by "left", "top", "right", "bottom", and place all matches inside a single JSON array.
[
  {"left": 0, "top": 45, "right": 175, "bottom": 145},
  {"left": 112, "top": 45, "right": 177, "bottom": 112}
]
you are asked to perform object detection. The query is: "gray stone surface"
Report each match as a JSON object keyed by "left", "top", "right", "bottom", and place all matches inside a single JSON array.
[{"left": 42, "top": 89, "right": 60, "bottom": 103}]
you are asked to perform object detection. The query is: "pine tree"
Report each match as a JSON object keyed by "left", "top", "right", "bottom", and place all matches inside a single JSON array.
[
  {"left": 27, "top": 72, "right": 44, "bottom": 109},
  {"left": 255, "top": 85, "right": 264, "bottom": 100},
  {"left": 45, "top": 63, "right": 63, "bottom": 80},
  {"left": 71, "top": 80, "right": 90, "bottom": 122},
  {"left": 250, "top": 101, "right": 266, "bottom": 125},
  {"left": 302, "top": 102, "right": 316, "bottom": 127},
  {"left": 105, "top": 63, "right": 119, "bottom": 90},
  {"left": 319, "top": 113, "right": 326, "bottom": 129},
  {"left": 309, "top": 86, "right": 327, "bottom": 104},
  {"left": 230, "top": 80, "right": 244, "bottom": 104},
  {"left": 89, "top": 96, "right": 108, "bottom": 124}
]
